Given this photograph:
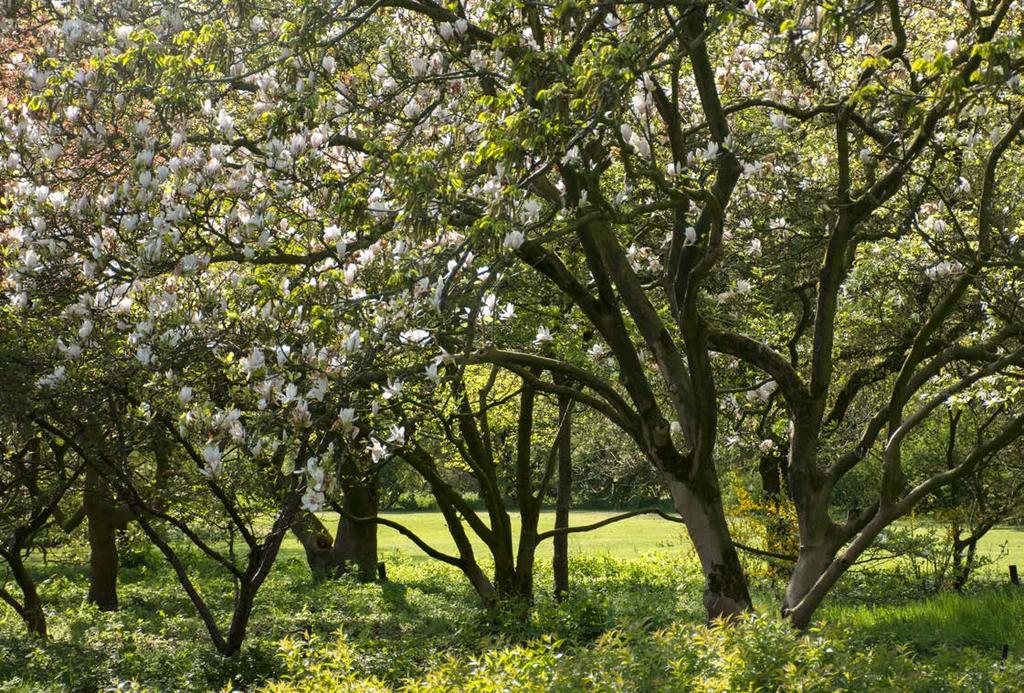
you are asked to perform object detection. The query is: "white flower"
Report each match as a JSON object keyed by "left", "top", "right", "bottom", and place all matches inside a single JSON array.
[
  {"left": 670, "top": 421, "right": 683, "bottom": 436},
  {"left": 308, "top": 377, "right": 328, "bottom": 402},
  {"left": 410, "top": 56, "right": 428, "bottom": 77},
  {"left": 400, "top": 329, "right": 431, "bottom": 346},
  {"left": 425, "top": 361, "right": 440, "bottom": 382},
  {"left": 323, "top": 225, "right": 342, "bottom": 243},
  {"left": 769, "top": 113, "right": 790, "bottom": 130},
  {"left": 78, "top": 319, "right": 94, "bottom": 340},
  {"left": 534, "top": 326, "right": 553, "bottom": 345},
  {"left": 22, "top": 249, "right": 40, "bottom": 271},
  {"left": 402, "top": 99, "right": 423, "bottom": 119},
  {"left": 387, "top": 425, "right": 405, "bottom": 446},
  {"left": 344, "top": 330, "right": 362, "bottom": 353},
  {"left": 629, "top": 133, "right": 651, "bottom": 158},
  {"left": 944, "top": 38, "right": 959, "bottom": 56},
  {"left": 240, "top": 348, "right": 265, "bottom": 376},
  {"left": 37, "top": 366, "right": 66, "bottom": 388},
  {"left": 178, "top": 386, "right": 193, "bottom": 404},
  {"left": 503, "top": 230, "right": 525, "bottom": 250},
  {"left": 368, "top": 438, "right": 387, "bottom": 463},
  {"left": 925, "top": 260, "right": 964, "bottom": 280},
  {"left": 736, "top": 279, "right": 752, "bottom": 294},
  {"left": 306, "top": 458, "right": 326, "bottom": 490},
  {"left": 683, "top": 226, "right": 697, "bottom": 246},
  {"left": 439, "top": 22, "right": 455, "bottom": 40},
  {"left": 587, "top": 343, "right": 608, "bottom": 359},
  {"left": 338, "top": 407, "right": 357, "bottom": 431},
  {"left": 455, "top": 18, "right": 468, "bottom": 36},
  {"left": 216, "top": 108, "right": 234, "bottom": 135},
  {"left": 136, "top": 345, "right": 154, "bottom": 365},
  {"left": 382, "top": 378, "right": 404, "bottom": 400},
  {"left": 301, "top": 487, "right": 325, "bottom": 512},
  {"left": 321, "top": 55, "right": 336, "bottom": 73},
  {"left": 201, "top": 445, "right": 223, "bottom": 478}
]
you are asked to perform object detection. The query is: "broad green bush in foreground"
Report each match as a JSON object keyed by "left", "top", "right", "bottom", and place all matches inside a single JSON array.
[
  {"left": 2, "top": 551, "right": 1021, "bottom": 691},
  {"left": 266, "top": 616, "right": 1024, "bottom": 693}
]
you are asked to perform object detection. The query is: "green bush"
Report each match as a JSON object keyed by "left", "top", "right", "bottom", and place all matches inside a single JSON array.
[{"left": 265, "top": 615, "right": 1024, "bottom": 692}]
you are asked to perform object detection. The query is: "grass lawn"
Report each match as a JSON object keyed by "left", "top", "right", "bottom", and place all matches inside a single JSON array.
[
  {"left": 292, "top": 510, "right": 693, "bottom": 563},
  {"left": 296, "top": 510, "right": 1024, "bottom": 571}
]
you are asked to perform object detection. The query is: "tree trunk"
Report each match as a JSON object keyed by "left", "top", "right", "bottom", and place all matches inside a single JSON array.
[
  {"left": 84, "top": 468, "right": 125, "bottom": 610},
  {"left": 665, "top": 474, "right": 752, "bottom": 620},
  {"left": 786, "top": 513, "right": 893, "bottom": 628},
  {"left": 334, "top": 480, "right": 379, "bottom": 582},
  {"left": 291, "top": 511, "right": 341, "bottom": 580},
  {"left": 553, "top": 392, "right": 572, "bottom": 601},
  {"left": 758, "top": 450, "right": 784, "bottom": 504},
  {"left": 783, "top": 543, "right": 836, "bottom": 613},
  {"left": 952, "top": 533, "right": 979, "bottom": 591},
  {"left": 222, "top": 583, "right": 256, "bottom": 656},
  {"left": 3, "top": 551, "right": 46, "bottom": 638},
  {"left": 513, "top": 525, "right": 537, "bottom": 608}
]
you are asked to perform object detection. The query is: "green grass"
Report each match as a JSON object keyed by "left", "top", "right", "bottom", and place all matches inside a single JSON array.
[
  {"left": 291, "top": 510, "right": 695, "bottom": 563},
  {"left": 825, "top": 586, "right": 1024, "bottom": 653},
  {"left": 4, "top": 512, "right": 1023, "bottom": 690},
  {"left": 293, "top": 511, "right": 1024, "bottom": 570}
]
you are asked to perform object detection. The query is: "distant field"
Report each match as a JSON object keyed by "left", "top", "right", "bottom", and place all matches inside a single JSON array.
[
  {"left": 294, "top": 511, "right": 1024, "bottom": 571},
  {"left": 289, "top": 510, "right": 692, "bottom": 563}
]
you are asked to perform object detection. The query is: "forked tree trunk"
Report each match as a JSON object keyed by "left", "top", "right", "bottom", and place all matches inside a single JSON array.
[{"left": 334, "top": 480, "right": 379, "bottom": 582}]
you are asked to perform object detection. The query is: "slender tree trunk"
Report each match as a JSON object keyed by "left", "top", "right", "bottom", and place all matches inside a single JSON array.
[
  {"left": 223, "top": 583, "right": 256, "bottom": 656},
  {"left": 781, "top": 418, "right": 840, "bottom": 613},
  {"left": 952, "top": 533, "right": 979, "bottom": 591},
  {"left": 665, "top": 471, "right": 752, "bottom": 620},
  {"left": 514, "top": 524, "right": 537, "bottom": 607},
  {"left": 758, "top": 450, "right": 784, "bottom": 504},
  {"left": 84, "top": 468, "right": 124, "bottom": 610},
  {"left": 553, "top": 392, "right": 572, "bottom": 601},
  {"left": 334, "top": 480, "right": 379, "bottom": 582},
  {"left": 3, "top": 550, "right": 46, "bottom": 638}
]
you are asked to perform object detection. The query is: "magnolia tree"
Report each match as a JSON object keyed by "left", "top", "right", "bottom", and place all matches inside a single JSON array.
[{"left": 4, "top": 0, "right": 1024, "bottom": 640}]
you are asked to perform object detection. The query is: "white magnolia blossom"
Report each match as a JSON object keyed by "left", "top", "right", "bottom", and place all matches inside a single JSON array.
[
  {"left": 201, "top": 444, "right": 223, "bottom": 478},
  {"left": 503, "top": 230, "right": 525, "bottom": 250}
]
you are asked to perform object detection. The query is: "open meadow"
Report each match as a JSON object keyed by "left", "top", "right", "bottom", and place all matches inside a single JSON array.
[{"left": 2, "top": 513, "right": 1022, "bottom": 691}]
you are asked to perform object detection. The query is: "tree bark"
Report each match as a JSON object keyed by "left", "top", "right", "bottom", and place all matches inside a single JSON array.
[
  {"left": 1, "top": 550, "right": 46, "bottom": 638},
  {"left": 291, "top": 511, "right": 341, "bottom": 580},
  {"left": 334, "top": 480, "right": 379, "bottom": 582},
  {"left": 553, "top": 392, "right": 572, "bottom": 601},
  {"left": 665, "top": 473, "right": 752, "bottom": 620},
  {"left": 84, "top": 467, "right": 126, "bottom": 610}
]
